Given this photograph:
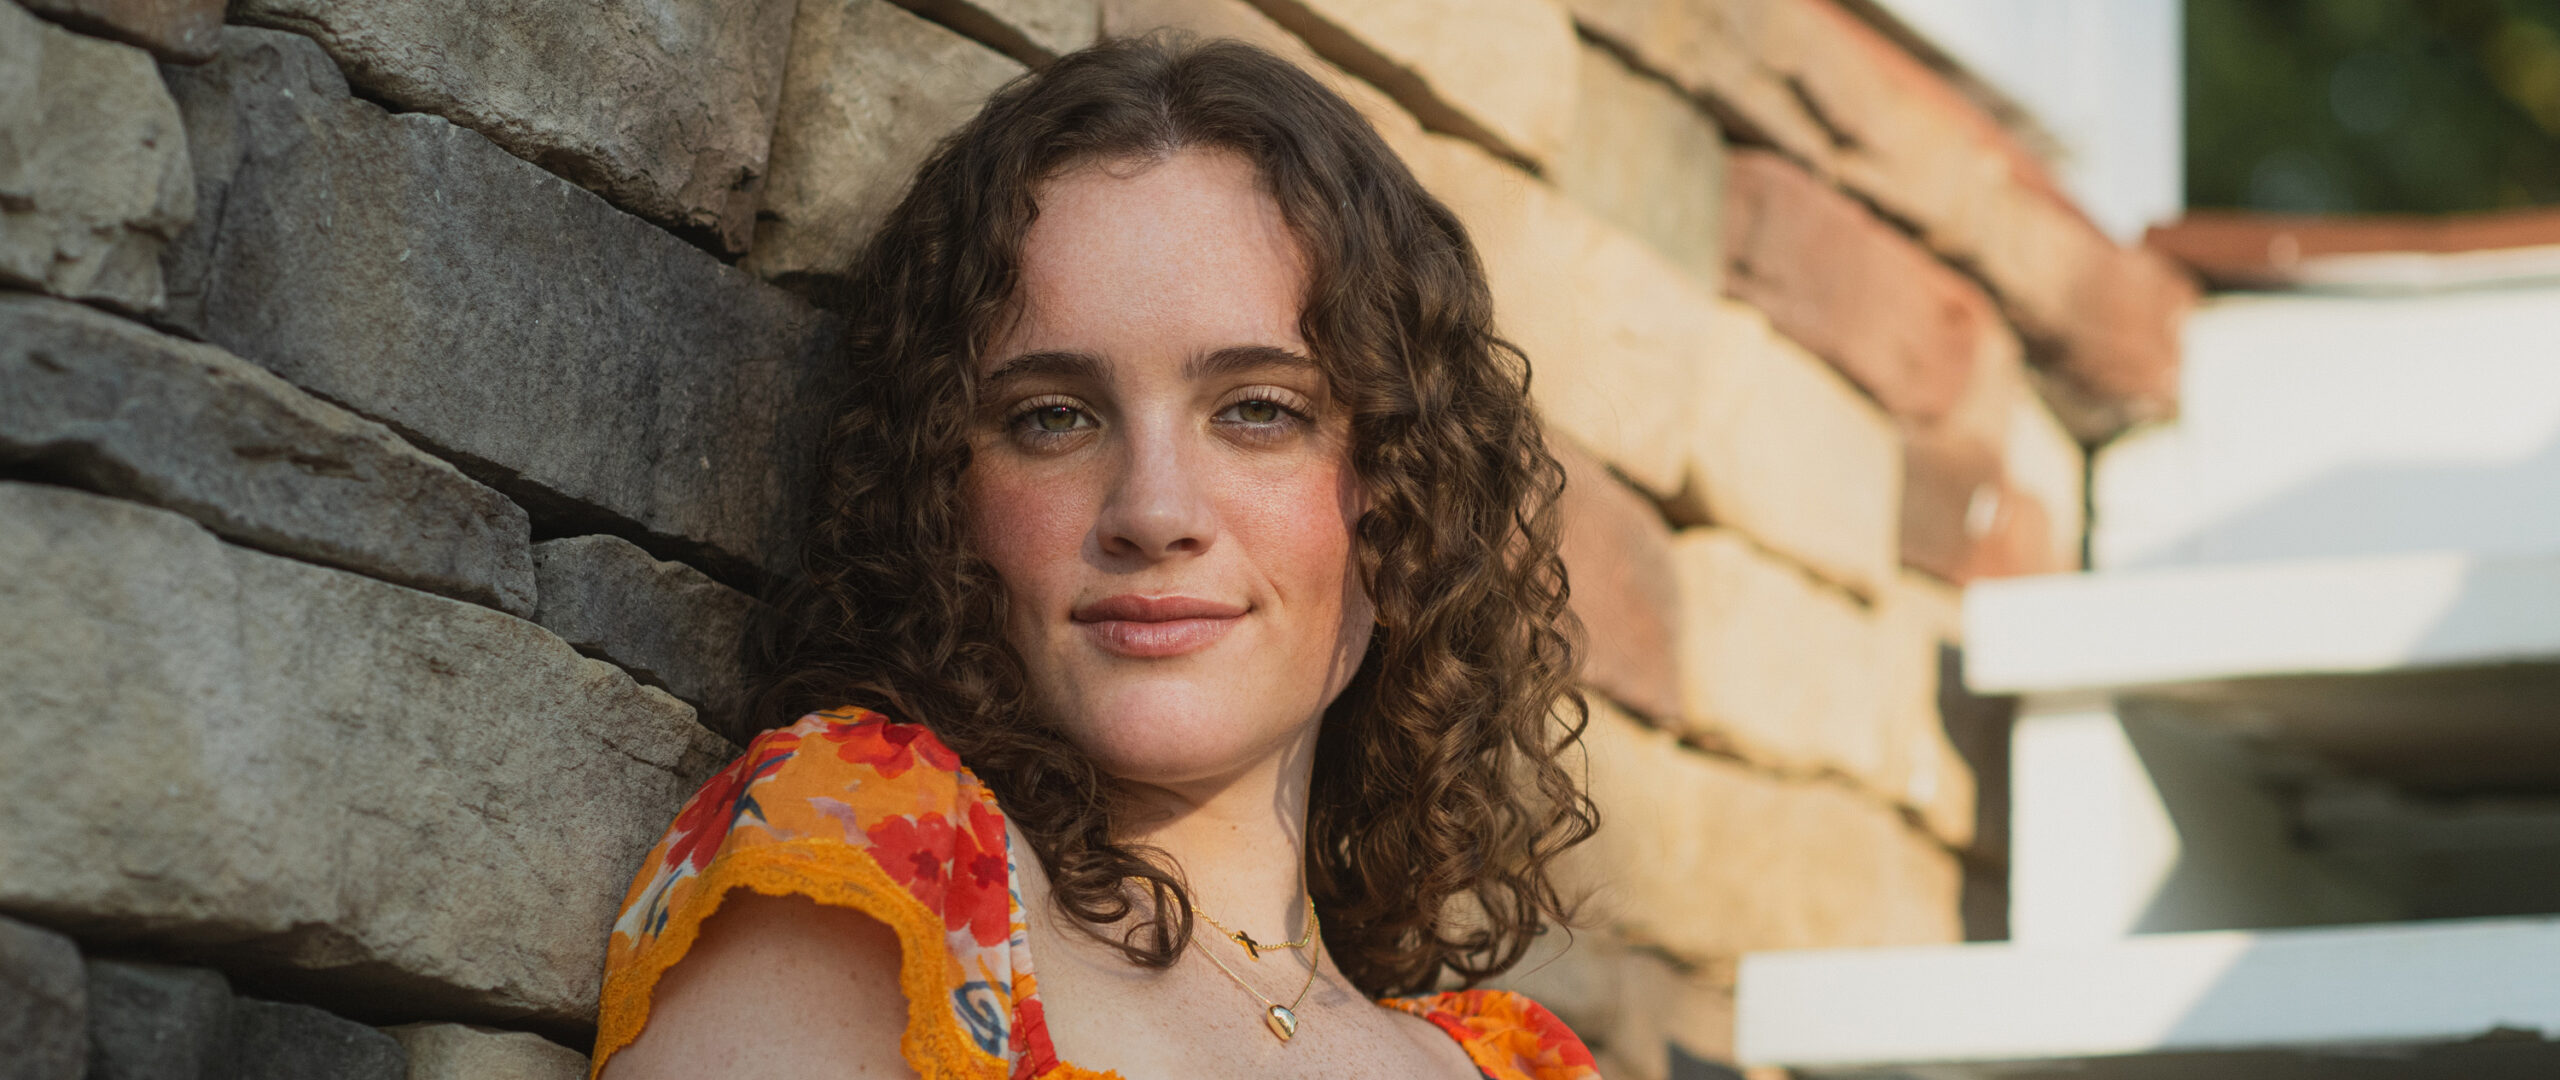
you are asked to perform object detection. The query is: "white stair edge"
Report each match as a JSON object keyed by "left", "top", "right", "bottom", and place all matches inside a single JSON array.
[
  {"left": 1962, "top": 549, "right": 2560, "bottom": 694},
  {"left": 1735, "top": 916, "right": 2560, "bottom": 1069}
]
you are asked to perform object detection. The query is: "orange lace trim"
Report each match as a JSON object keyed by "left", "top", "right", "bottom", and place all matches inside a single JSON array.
[{"left": 589, "top": 838, "right": 1008, "bottom": 1080}]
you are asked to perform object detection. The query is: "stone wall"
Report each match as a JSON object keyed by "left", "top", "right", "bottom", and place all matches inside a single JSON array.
[{"left": 0, "top": 0, "right": 2187, "bottom": 1075}]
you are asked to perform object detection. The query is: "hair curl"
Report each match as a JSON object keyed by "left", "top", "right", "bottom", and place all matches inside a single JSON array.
[{"left": 744, "top": 33, "right": 1596, "bottom": 998}]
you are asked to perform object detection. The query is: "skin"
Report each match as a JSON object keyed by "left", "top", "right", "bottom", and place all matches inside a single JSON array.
[{"left": 605, "top": 148, "right": 1480, "bottom": 1080}]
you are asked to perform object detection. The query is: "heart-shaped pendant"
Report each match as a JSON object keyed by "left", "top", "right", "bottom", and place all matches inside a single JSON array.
[{"left": 1264, "top": 1004, "right": 1299, "bottom": 1041}]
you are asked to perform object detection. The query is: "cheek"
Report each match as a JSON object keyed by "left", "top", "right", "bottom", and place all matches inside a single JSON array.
[
  {"left": 1230, "top": 455, "right": 1368, "bottom": 619},
  {"left": 960, "top": 455, "right": 1094, "bottom": 605}
]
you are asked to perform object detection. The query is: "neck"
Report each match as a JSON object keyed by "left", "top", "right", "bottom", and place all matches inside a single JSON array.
[{"left": 1115, "top": 720, "right": 1321, "bottom": 948}]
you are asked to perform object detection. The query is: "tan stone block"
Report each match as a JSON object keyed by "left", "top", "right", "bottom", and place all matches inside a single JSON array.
[
  {"left": 888, "top": 0, "right": 1096, "bottom": 64},
  {"left": 1678, "top": 301, "right": 1901, "bottom": 598},
  {"left": 1666, "top": 530, "right": 1972, "bottom": 845},
  {"left": 1570, "top": 0, "right": 2194, "bottom": 440},
  {"left": 389, "top": 1023, "right": 588, "bottom": 1080},
  {"left": 1568, "top": 702, "right": 1963, "bottom": 960},
  {"left": 1399, "top": 132, "right": 1703, "bottom": 498},
  {"left": 1602, "top": 949, "right": 1738, "bottom": 1080},
  {"left": 1241, "top": 0, "right": 1577, "bottom": 166},
  {"left": 1900, "top": 341, "right": 2083, "bottom": 584},
  {"left": 1723, "top": 149, "right": 2012, "bottom": 425},
  {"left": 745, "top": 0, "right": 1025, "bottom": 290},
  {"left": 1551, "top": 40, "right": 1726, "bottom": 286},
  {"left": 1555, "top": 435, "right": 1682, "bottom": 724},
  {"left": 1479, "top": 922, "right": 1627, "bottom": 1041},
  {"left": 1874, "top": 573, "right": 1978, "bottom": 848},
  {"left": 1099, "top": 0, "right": 1420, "bottom": 139}
]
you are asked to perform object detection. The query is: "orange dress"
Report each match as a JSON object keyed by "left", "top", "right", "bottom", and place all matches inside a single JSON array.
[{"left": 592, "top": 708, "right": 1602, "bottom": 1080}]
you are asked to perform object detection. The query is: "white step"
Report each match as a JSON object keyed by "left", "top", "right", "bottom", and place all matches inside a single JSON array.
[{"left": 1737, "top": 916, "right": 2560, "bottom": 1078}]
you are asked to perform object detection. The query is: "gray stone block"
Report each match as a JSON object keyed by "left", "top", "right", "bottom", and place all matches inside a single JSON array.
[
  {"left": 0, "top": 483, "right": 732, "bottom": 1027},
  {"left": 0, "top": 294, "right": 536, "bottom": 618},
  {"left": 226, "top": 0, "right": 795, "bottom": 254},
  {"left": 14, "top": 0, "right": 224, "bottom": 63},
  {"left": 0, "top": 2, "right": 194, "bottom": 314},
  {"left": 220, "top": 999, "right": 404, "bottom": 1080},
  {"left": 533, "top": 536, "right": 755, "bottom": 732},
  {"left": 0, "top": 916, "right": 85, "bottom": 1080},
  {"left": 84, "top": 961, "right": 231, "bottom": 1080},
  {"left": 159, "top": 28, "right": 842, "bottom": 580},
  {"left": 745, "top": 0, "right": 1026, "bottom": 292},
  {"left": 387, "top": 1023, "right": 588, "bottom": 1080}
]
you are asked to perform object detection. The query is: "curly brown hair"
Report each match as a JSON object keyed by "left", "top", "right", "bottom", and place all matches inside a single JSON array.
[{"left": 743, "top": 32, "right": 1595, "bottom": 998}]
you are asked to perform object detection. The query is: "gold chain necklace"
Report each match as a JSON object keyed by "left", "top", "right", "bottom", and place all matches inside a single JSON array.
[
  {"left": 1189, "top": 903, "right": 1321, "bottom": 1041},
  {"left": 1195, "top": 894, "right": 1317, "bottom": 960}
]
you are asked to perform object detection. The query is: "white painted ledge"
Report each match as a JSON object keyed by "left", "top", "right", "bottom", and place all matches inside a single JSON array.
[
  {"left": 1962, "top": 550, "right": 2560, "bottom": 694},
  {"left": 1736, "top": 916, "right": 2560, "bottom": 1069}
]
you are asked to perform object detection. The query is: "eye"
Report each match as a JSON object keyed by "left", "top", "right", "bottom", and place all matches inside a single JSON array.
[
  {"left": 1029, "top": 405, "right": 1087, "bottom": 433},
  {"left": 1228, "top": 399, "right": 1286, "bottom": 425}
]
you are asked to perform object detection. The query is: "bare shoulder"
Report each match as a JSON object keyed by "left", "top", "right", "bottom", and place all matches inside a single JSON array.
[{"left": 599, "top": 893, "right": 917, "bottom": 1080}]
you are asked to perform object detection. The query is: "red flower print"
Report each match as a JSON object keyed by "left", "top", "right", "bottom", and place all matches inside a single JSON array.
[
  {"left": 1009, "top": 997, "right": 1059, "bottom": 1080},
  {"left": 664, "top": 733, "right": 801, "bottom": 872},
  {"left": 946, "top": 800, "right": 1013, "bottom": 946},
  {"left": 867, "top": 812, "right": 958, "bottom": 911},
  {"left": 821, "top": 717, "right": 961, "bottom": 779}
]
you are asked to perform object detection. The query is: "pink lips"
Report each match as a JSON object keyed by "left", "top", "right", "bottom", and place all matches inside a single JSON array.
[{"left": 1071, "top": 594, "right": 1246, "bottom": 659}]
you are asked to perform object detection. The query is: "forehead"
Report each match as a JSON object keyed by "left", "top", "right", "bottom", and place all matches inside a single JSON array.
[{"left": 997, "top": 148, "right": 1308, "bottom": 368}]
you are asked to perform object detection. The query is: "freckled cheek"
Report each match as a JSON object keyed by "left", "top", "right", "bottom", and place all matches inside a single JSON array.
[
  {"left": 1224, "top": 460, "right": 1364, "bottom": 612},
  {"left": 961, "top": 458, "right": 1100, "bottom": 613}
]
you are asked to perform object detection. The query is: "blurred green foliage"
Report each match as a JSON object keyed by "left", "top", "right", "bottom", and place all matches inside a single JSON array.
[{"left": 2188, "top": 0, "right": 2560, "bottom": 212}]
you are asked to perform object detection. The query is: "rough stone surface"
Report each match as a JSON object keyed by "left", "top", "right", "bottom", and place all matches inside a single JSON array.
[
  {"left": 160, "top": 29, "right": 842, "bottom": 579},
  {"left": 534, "top": 535, "right": 756, "bottom": 731},
  {"left": 0, "top": 2, "right": 194, "bottom": 313},
  {"left": 1567, "top": 0, "right": 2195, "bottom": 439},
  {"left": 14, "top": 0, "right": 222, "bottom": 62},
  {"left": 1100, "top": 0, "right": 1421, "bottom": 139},
  {"left": 0, "top": 293, "right": 536, "bottom": 618},
  {"left": 1552, "top": 40, "right": 1726, "bottom": 288},
  {"left": 1676, "top": 301, "right": 1901, "bottom": 599},
  {"left": 1398, "top": 131, "right": 1703, "bottom": 498},
  {"left": 227, "top": 0, "right": 797, "bottom": 254},
  {"left": 1567, "top": 702, "right": 1963, "bottom": 962},
  {"left": 389, "top": 1023, "right": 589, "bottom": 1080},
  {"left": 1600, "top": 949, "right": 1736, "bottom": 1080},
  {"left": 1900, "top": 337, "right": 2083, "bottom": 585},
  {"left": 1242, "top": 0, "right": 1576, "bottom": 166},
  {"left": 889, "top": 0, "right": 1096, "bottom": 64},
  {"left": 0, "top": 482, "right": 732, "bottom": 1027},
  {"left": 745, "top": 0, "right": 1025, "bottom": 291},
  {"left": 1554, "top": 437, "right": 1682, "bottom": 724},
  {"left": 0, "top": 915, "right": 85, "bottom": 1080},
  {"left": 226, "top": 998, "right": 405, "bottom": 1080},
  {"left": 1669, "top": 529, "right": 1972, "bottom": 845},
  {"left": 85, "top": 961, "right": 233, "bottom": 1080},
  {"left": 1723, "top": 149, "right": 2016, "bottom": 425}
]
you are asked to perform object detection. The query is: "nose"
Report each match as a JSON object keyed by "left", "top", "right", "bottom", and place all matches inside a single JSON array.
[{"left": 1095, "top": 416, "right": 1215, "bottom": 561}]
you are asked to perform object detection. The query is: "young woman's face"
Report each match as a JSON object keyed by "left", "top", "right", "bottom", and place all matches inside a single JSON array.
[{"left": 963, "top": 147, "right": 1373, "bottom": 790}]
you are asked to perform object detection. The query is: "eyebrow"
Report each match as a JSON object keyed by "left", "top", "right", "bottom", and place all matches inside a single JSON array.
[{"left": 982, "top": 344, "right": 1317, "bottom": 386}]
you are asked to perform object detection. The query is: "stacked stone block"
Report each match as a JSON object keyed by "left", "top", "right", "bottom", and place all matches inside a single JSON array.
[{"left": 0, "top": 0, "right": 2178, "bottom": 1073}]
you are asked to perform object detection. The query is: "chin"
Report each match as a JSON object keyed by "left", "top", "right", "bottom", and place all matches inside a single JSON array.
[{"left": 1048, "top": 674, "right": 1307, "bottom": 787}]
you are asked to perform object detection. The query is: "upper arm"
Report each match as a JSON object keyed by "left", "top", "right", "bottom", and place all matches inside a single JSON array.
[{"left": 598, "top": 891, "right": 919, "bottom": 1079}]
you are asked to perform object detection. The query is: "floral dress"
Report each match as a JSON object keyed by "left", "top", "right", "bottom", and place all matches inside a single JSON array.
[{"left": 592, "top": 708, "right": 1602, "bottom": 1080}]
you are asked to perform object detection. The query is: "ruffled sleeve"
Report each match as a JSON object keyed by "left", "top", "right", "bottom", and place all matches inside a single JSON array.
[
  {"left": 1382, "top": 989, "right": 1604, "bottom": 1080},
  {"left": 591, "top": 708, "right": 1035, "bottom": 1080}
]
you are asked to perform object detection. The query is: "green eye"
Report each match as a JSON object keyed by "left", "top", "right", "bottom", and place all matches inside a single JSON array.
[
  {"left": 1231, "top": 400, "right": 1284, "bottom": 424},
  {"left": 1032, "top": 405, "right": 1084, "bottom": 432}
]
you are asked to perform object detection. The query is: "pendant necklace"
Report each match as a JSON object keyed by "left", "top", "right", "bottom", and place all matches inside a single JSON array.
[{"left": 1189, "top": 900, "right": 1321, "bottom": 1041}]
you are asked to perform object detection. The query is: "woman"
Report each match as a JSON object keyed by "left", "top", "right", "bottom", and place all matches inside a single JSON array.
[{"left": 593, "top": 33, "right": 1599, "bottom": 1080}]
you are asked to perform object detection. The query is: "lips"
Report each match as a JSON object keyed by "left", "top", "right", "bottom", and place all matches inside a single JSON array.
[{"left": 1071, "top": 594, "right": 1245, "bottom": 659}]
